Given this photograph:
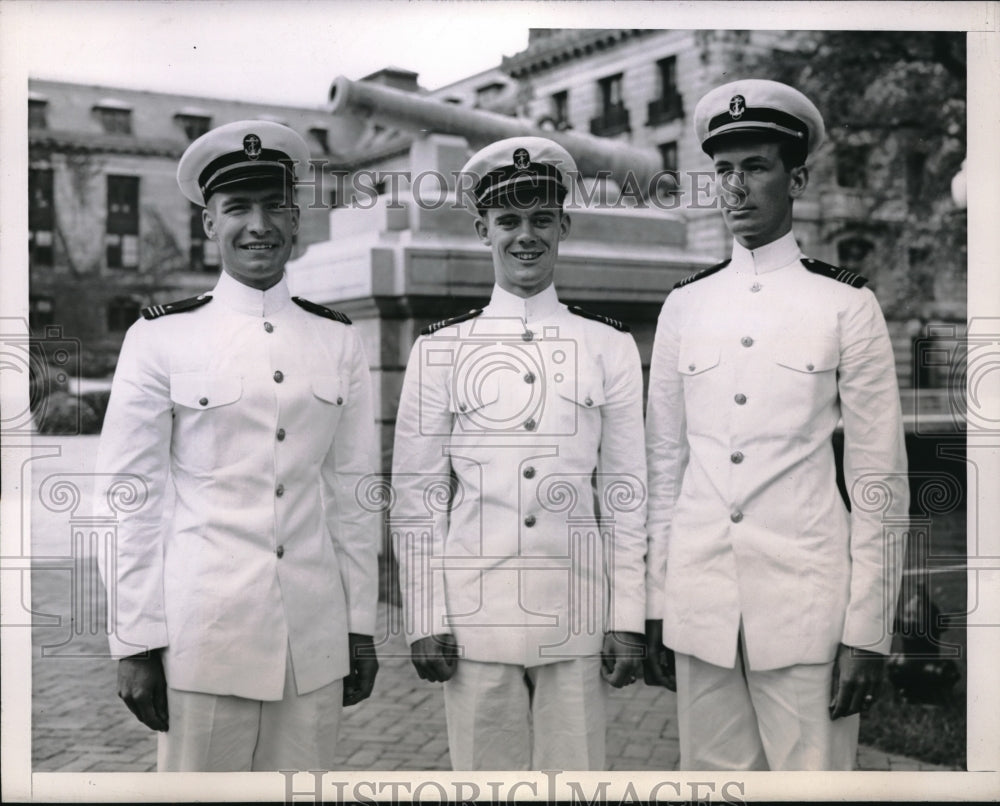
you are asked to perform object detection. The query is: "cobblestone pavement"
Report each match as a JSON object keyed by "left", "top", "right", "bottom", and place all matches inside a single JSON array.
[{"left": 27, "top": 436, "right": 951, "bottom": 774}]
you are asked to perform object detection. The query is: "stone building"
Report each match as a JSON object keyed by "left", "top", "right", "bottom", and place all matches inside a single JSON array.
[{"left": 27, "top": 79, "right": 340, "bottom": 355}]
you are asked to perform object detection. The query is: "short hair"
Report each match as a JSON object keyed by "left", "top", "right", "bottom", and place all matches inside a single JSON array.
[{"left": 708, "top": 131, "right": 808, "bottom": 171}]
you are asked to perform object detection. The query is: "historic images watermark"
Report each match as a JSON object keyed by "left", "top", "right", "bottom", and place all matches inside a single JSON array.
[
  {"left": 279, "top": 769, "right": 749, "bottom": 805},
  {"left": 286, "top": 163, "right": 747, "bottom": 213}
]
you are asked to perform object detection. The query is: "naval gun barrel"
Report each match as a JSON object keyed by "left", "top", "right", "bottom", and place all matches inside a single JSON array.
[{"left": 327, "top": 75, "right": 665, "bottom": 197}]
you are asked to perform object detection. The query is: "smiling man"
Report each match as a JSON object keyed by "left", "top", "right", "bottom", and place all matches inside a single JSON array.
[
  {"left": 643, "top": 80, "right": 909, "bottom": 770},
  {"left": 390, "top": 137, "right": 648, "bottom": 770},
  {"left": 96, "top": 120, "right": 379, "bottom": 771}
]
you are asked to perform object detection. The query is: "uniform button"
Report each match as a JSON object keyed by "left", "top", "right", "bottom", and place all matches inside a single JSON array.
[
  {"left": 750, "top": 282, "right": 762, "bottom": 293},
  {"left": 524, "top": 515, "right": 536, "bottom": 527},
  {"left": 584, "top": 396, "right": 593, "bottom": 407},
  {"left": 276, "top": 545, "right": 284, "bottom": 559},
  {"left": 524, "top": 418, "right": 536, "bottom": 431},
  {"left": 276, "top": 427, "right": 286, "bottom": 441},
  {"left": 734, "top": 393, "right": 747, "bottom": 405},
  {"left": 731, "top": 511, "right": 744, "bottom": 523},
  {"left": 459, "top": 402, "right": 468, "bottom": 412},
  {"left": 741, "top": 336, "right": 754, "bottom": 348},
  {"left": 688, "top": 364, "right": 696, "bottom": 371},
  {"left": 806, "top": 363, "right": 815, "bottom": 371},
  {"left": 264, "top": 321, "right": 274, "bottom": 333},
  {"left": 731, "top": 451, "right": 744, "bottom": 464},
  {"left": 524, "top": 372, "right": 535, "bottom": 384},
  {"left": 521, "top": 330, "right": 534, "bottom": 342},
  {"left": 523, "top": 466, "right": 536, "bottom": 479},
  {"left": 336, "top": 396, "right": 343, "bottom": 405},
  {"left": 199, "top": 397, "right": 209, "bottom": 406},
  {"left": 276, "top": 484, "right": 285, "bottom": 497},
  {"left": 273, "top": 370, "right": 284, "bottom": 383}
]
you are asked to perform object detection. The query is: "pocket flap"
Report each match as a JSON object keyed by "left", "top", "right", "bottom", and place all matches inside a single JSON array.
[
  {"left": 677, "top": 344, "right": 721, "bottom": 376},
  {"left": 555, "top": 373, "right": 606, "bottom": 407},
  {"left": 449, "top": 376, "right": 500, "bottom": 414},
  {"left": 170, "top": 373, "right": 242, "bottom": 409},
  {"left": 775, "top": 341, "right": 839, "bottom": 373},
  {"left": 312, "top": 375, "right": 346, "bottom": 405}
]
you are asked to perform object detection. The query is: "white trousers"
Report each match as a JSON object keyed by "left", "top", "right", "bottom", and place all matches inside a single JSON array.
[
  {"left": 443, "top": 657, "right": 607, "bottom": 770},
  {"left": 157, "top": 651, "right": 343, "bottom": 772},
  {"left": 675, "top": 646, "right": 859, "bottom": 771}
]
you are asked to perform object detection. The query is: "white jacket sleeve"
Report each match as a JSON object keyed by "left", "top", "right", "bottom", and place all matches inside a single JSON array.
[
  {"left": 644, "top": 295, "right": 689, "bottom": 621},
  {"left": 838, "top": 289, "right": 909, "bottom": 654},
  {"left": 390, "top": 337, "right": 453, "bottom": 644},
  {"left": 321, "top": 328, "right": 380, "bottom": 637},
  {"left": 94, "top": 320, "right": 173, "bottom": 658},
  {"left": 597, "top": 333, "right": 648, "bottom": 634}
]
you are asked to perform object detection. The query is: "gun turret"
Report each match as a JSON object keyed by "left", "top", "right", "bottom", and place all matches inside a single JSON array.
[{"left": 326, "top": 75, "right": 665, "bottom": 198}]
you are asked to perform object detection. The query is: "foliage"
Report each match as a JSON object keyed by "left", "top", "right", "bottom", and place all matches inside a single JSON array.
[
  {"left": 744, "top": 31, "right": 967, "bottom": 319},
  {"left": 34, "top": 391, "right": 101, "bottom": 435}
]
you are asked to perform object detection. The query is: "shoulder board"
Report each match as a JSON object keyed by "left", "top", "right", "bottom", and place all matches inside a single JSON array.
[
  {"left": 673, "top": 259, "right": 731, "bottom": 289},
  {"left": 567, "top": 305, "right": 630, "bottom": 333},
  {"left": 420, "top": 308, "right": 483, "bottom": 336},
  {"left": 801, "top": 258, "right": 868, "bottom": 289},
  {"left": 292, "top": 296, "right": 352, "bottom": 324},
  {"left": 141, "top": 294, "right": 212, "bottom": 320}
]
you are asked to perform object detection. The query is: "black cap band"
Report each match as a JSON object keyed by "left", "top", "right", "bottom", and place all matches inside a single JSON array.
[
  {"left": 705, "top": 105, "right": 809, "bottom": 153},
  {"left": 475, "top": 162, "right": 565, "bottom": 207},
  {"left": 199, "top": 148, "right": 295, "bottom": 198}
]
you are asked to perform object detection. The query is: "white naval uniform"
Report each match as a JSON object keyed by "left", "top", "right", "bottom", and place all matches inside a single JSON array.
[
  {"left": 391, "top": 283, "right": 648, "bottom": 769},
  {"left": 96, "top": 271, "right": 379, "bottom": 770},
  {"left": 645, "top": 232, "right": 908, "bottom": 770}
]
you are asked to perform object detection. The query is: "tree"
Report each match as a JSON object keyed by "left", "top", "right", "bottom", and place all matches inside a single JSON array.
[{"left": 744, "top": 31, "right": 967, "bottom": 320}]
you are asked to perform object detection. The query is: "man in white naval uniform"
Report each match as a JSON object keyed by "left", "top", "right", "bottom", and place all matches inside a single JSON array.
[
  {"left": 391, "top": 137, "right": 648, "bottom": 770},
  {"left": 96, "top": 121, "right": 379, "bottom": 771},
  {"left": 643, "top": 81, "right": 909, "bottom": 770}
]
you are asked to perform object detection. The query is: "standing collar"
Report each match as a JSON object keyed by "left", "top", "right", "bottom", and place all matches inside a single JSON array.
[
  {"left": 486, "top": 283, "right": 562, "bottom": 322},
  {"left": 211, "top": 270, "right": 291, "bottom": 317},
  {"left": 730, "top": 231, "right": 802, "bottom": 275}
]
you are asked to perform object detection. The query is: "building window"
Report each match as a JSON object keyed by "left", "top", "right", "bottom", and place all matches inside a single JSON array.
[
  {"left": 590, "top": 73, "right": 630, "bottom": 137},
  {"left": 106, "top": 175, "right": 139, "bottom": 270},
  {"left": 658, "top": 141, "right": 678, "bottom": 172},
  {"left": 835, "top": 144, "right": 870, "bottom": 188},
  {"left": 29, "top": 167, "right": 55, "bottom": 266},
  {"left": 189, "top": 202, "right": 219, "bottom": 272},
  {"left": 551, "top": 90, "right": 569, "bottom": 129},
  {"left": 28, "top": 99, "right": 48, "bottom": 129},
  {"left": 106, "top": 296, "right": 142, "bottom": 332},
  {"left": 29, "top": 296, "right": 55, "bottom": 333},
  {"left": 94, "top": 103, "right": 133, "bottom": 135},
  {"left": 176, "top": 113, "right": 211, "bottom": 141},
  {"left": 648, "top": 56, "right": 684, "bottom": 125}
]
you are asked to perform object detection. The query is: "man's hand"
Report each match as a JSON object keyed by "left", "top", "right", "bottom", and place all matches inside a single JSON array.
[
  {"left": 601, "top": 631, "right": 645, "bottom": 688},
  {"left": 642, "top": 619, "right": 676, "bottom": 691},
  {"left": 118, "top": 650, "right": 169, "bottom": 732},
  {"left": 343, "top": 633, "right": 379, "bottom": 707},
  {"left": 410, "top": 634, "right": 459, "bottom": 682},
  {"left": 829, "top": 642, "right": 885, "bottom": 719}
]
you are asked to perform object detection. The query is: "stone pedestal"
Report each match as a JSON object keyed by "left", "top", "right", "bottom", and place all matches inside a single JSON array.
[{"left": 288, "top": 135, "right": 712, "bottom": 471}]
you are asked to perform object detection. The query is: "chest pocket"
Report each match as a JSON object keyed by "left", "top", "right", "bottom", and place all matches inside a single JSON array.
[
  {"left": 312, "top": 375, "right": 347, "bottom": 407},
  {"left": 170, "top": 373, "right": 242, "bottom": 410},
  {"left": 677, "top": 344, "right": 721, "bottom": 377},
  {"left": 774, "top": 340, "right": 840, "bottom": 374},
  {"left": 449, "top": 376, "right": 501, "bottom": 431},
  {"left": 554, "top": 373, "right": 606, "bottom": 408}
]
